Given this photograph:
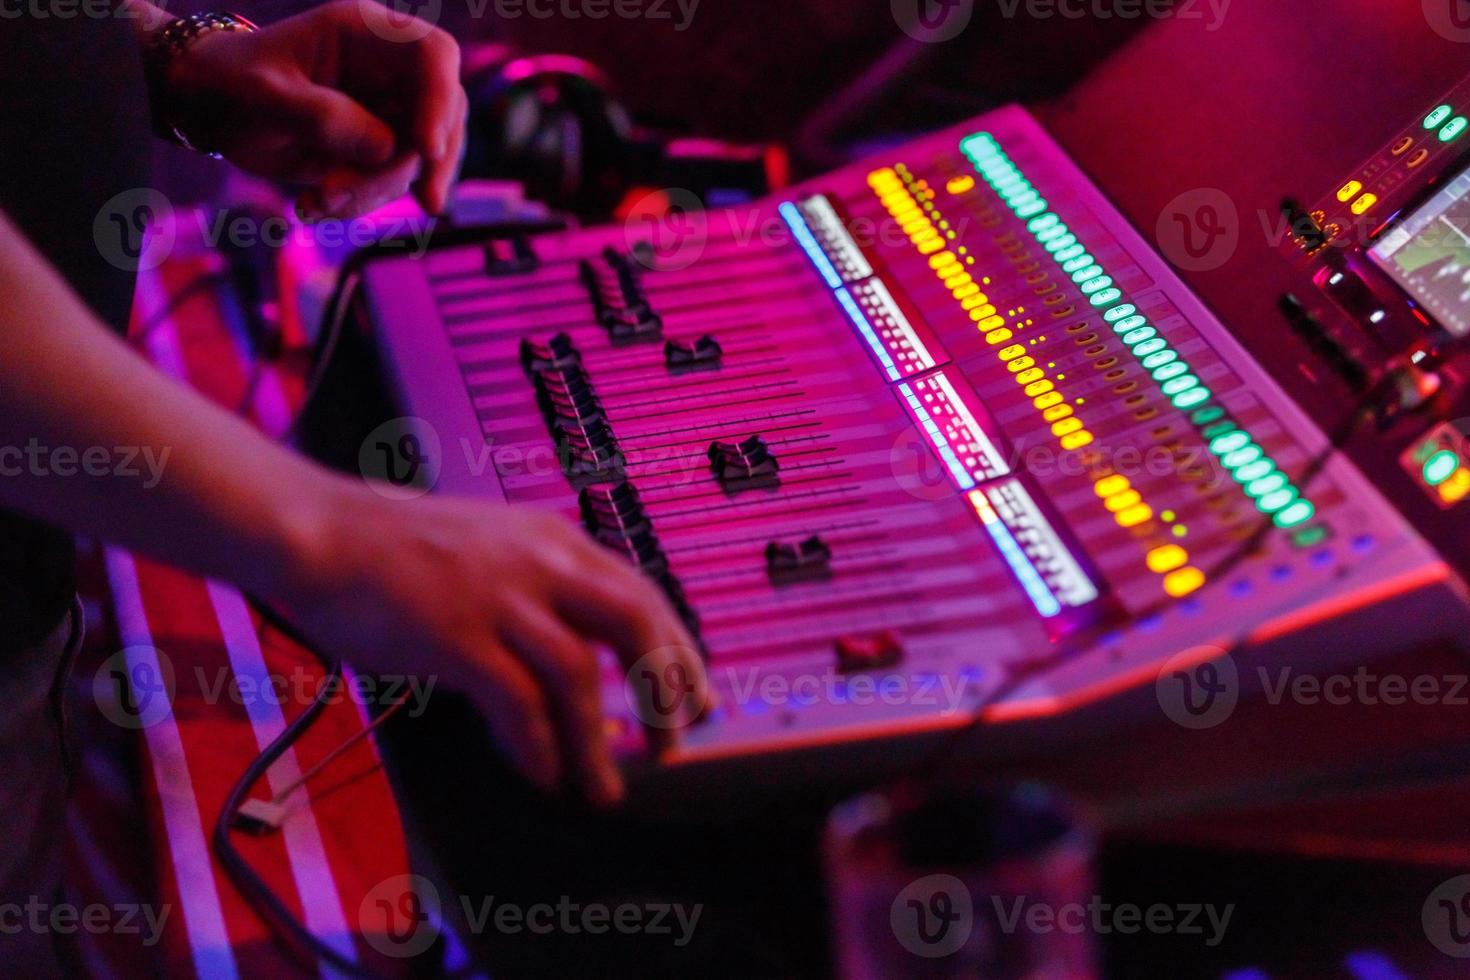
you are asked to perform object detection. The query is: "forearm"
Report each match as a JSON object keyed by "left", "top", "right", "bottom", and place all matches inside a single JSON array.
[{"left": 0, "top": 211, "right": 338, "bottom": 598}]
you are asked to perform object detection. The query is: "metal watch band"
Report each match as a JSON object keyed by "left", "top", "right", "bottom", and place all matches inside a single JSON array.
[{"left": 145, "top": 11, "right": 259, "bottom": 158}]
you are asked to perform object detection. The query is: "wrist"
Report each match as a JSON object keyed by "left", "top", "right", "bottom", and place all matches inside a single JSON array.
[
  {"left": 248, "top": 462, "right": 361, "bottom": 604},
  {"left": 143, "top": 11, "right": 257, "bottom": 157}
]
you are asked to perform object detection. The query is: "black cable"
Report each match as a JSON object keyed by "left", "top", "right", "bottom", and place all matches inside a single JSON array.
[
  {"left": 210, "top": 648, "right": 380, "bottom": 977},
  {"left": 210, "top": 223, "right": 569, "bottom": 976}
]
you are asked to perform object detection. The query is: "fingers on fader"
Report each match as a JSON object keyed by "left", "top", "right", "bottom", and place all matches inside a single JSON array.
[{"left": 501, "top": 603, "right": 624, "bottom": 806}]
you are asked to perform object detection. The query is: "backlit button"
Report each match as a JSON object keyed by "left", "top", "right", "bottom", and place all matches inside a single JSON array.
[
  {"left": 1350, "top": 193, "right": 1378, "bottom": 215},
  {"left": 835, "top": 631, "right": 904, "bottom": 674},
  {"left": 1425, "top": 104, "right": 1454, "bottom": 130},
  {"left": 1336, "top": 180, "right": 1363, "bottom": 203}
]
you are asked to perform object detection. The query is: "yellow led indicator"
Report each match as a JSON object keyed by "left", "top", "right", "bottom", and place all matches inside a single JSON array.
[
  {"left": 1104, "top": 490, "right": 1143, "bottom": 512},
  {"left": 945, "top": 174, "right": 976, "bottom": 195},
  {"left": 1115, "top": 503, "right": 1153, "bottom": 527},
  {"left": 1336, "top": 180, "right": 1363, "bottom": 203},
  {"left": 1163, "top": 566, "right": 1206, "bottom": 598},
  {"left": 1440, "top": 467, "right": 1470, "bottom": 504},
  {"left": 872, "top": 162, "right": 1223, "bottom": 591},
  {"left": 1146, "top": 544, "right": 1189, "bottom": 574},
  {"left": 1060, "top": 430, "right": 1094, "bottom": 451},
  {"left": 1350, "top": 193, "right": 1378, "bottom": 216}
]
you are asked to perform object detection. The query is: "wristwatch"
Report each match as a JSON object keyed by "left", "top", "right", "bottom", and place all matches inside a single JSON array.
[{"left": 145, "top": 11, "right": 258, "bottom": 158}]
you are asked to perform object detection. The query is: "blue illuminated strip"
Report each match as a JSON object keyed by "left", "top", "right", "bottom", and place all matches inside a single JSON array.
[
  {"left": 836, "top": 289, "right": 901, "bottom": 380},
  {"left": 779, "top": 201, "right": 842, "bottom": 288},
  {"left": 899, "top": 383, "right": 975, "bottom": 489},
  {"left": 969, "top": 490, "right": 1062, "bottom": 617}
]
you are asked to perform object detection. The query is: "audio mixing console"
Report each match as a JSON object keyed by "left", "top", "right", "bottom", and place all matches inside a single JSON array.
[{"left": 355, "top": 106, "right": 1470, "bottom": 768}]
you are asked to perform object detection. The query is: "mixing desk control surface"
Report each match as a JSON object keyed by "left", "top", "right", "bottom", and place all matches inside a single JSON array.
[{"left": 360, "top": 107, "right": 1468, "bottom": 764}]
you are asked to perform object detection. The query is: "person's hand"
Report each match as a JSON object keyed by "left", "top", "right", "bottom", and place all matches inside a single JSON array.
[
  {"left": 155, "top": 0, "right": 466, "bottom": 218},
  {"left": 276, "top": 480, "right": 712, "bottom": 805}
]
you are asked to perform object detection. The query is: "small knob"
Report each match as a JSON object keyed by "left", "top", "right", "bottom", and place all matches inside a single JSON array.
[
  {"left": 665, "top": 335, "right": 722, "bottom": 369},
  {"left": 766, "top": 534, "right": 832, "bottom": 582},
  {"left": 708, "top": 435, "right": 778, "bottom": 484}
]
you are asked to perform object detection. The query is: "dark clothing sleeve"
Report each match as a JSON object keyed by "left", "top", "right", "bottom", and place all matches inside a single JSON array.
[{"left": 0, "top": 17, "right": 153, "bottom": 651}]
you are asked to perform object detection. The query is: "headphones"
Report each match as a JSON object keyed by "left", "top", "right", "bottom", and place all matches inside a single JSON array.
[{"left": 462, "top": 48, "right": 641, "bottom": 217}]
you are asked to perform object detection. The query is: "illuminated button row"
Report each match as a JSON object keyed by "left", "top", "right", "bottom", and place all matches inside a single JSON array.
[
  {"left": 900, "top": 381, "right": 980, "bottom": 490},
  {"left": 981, "top": 479, "right": 1099, "bottom": 608},
  {"left": 780, "top": 199, "right": 928, "bottom": 382},
  {"left": 1426, "top": 104, "right": 1469, "bottom": 143},
  {"left": 906, "top": 371, "right": 1011, "bottom": 485},
  {"left": 968, "top": 479, "right": 1102, "bottom": 619},
  {"left": 869, "top": 163, "right": 1203, "bottom": 597},
  {"left": 796, "top": 194, "right": 873, "bottom": 283},
  {"left": 848, "top": 278, "right": 938, "bottom": 376},
  {"left": 958, "top": 131, "right": 1317, "bottom": 531}
]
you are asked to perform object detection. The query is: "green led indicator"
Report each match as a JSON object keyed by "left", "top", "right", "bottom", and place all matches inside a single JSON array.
[
  {"left": 1233, "top": 459, "right": 1275, "bottom": 483},
  {"left": 1274, "top": 500, "right": 1315, "bottom": 529},
  {"left": 963, "top": 130, "right": 1315, "bottom": 527},
  {"left": 1425, "top": 105, "right": 1454, "bottom": 130},
  {"left": 1423, "top": 449, "right": 1461, "bottom": 486},
  {"left": 1172, "top": 387, "right": 1211, "bottom": 409},
  {"left": 1291, "top": 525, "right": 1328, "bottom": 548},
  {"left": 1211, "top": 430, "right": 1249, "bottom": 455},
  {"left": 1222, "top": 445, "right": 1263, "bottom": 470},
  {"left": 1257, "top": 488, "right": 1297, "bottom": 513},
  {"left": 1191, "top": 406, "right": 1225, "bottom": 426},
  {"left": 1441, "top": 117, "right": 1469, "bottom": 143},
  {"left": 1247, "top": 473, "right": 1288, "bottom": 498}
]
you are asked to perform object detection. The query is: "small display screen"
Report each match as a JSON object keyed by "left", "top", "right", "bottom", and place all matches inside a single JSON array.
[{"left": 1369, "top": 163, "right": 1470, "bottom": 337}]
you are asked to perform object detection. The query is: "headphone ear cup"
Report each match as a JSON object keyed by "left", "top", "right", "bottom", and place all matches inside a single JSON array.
[{"left": 462, "top": 52, "right": 635, "bottom": 217}]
